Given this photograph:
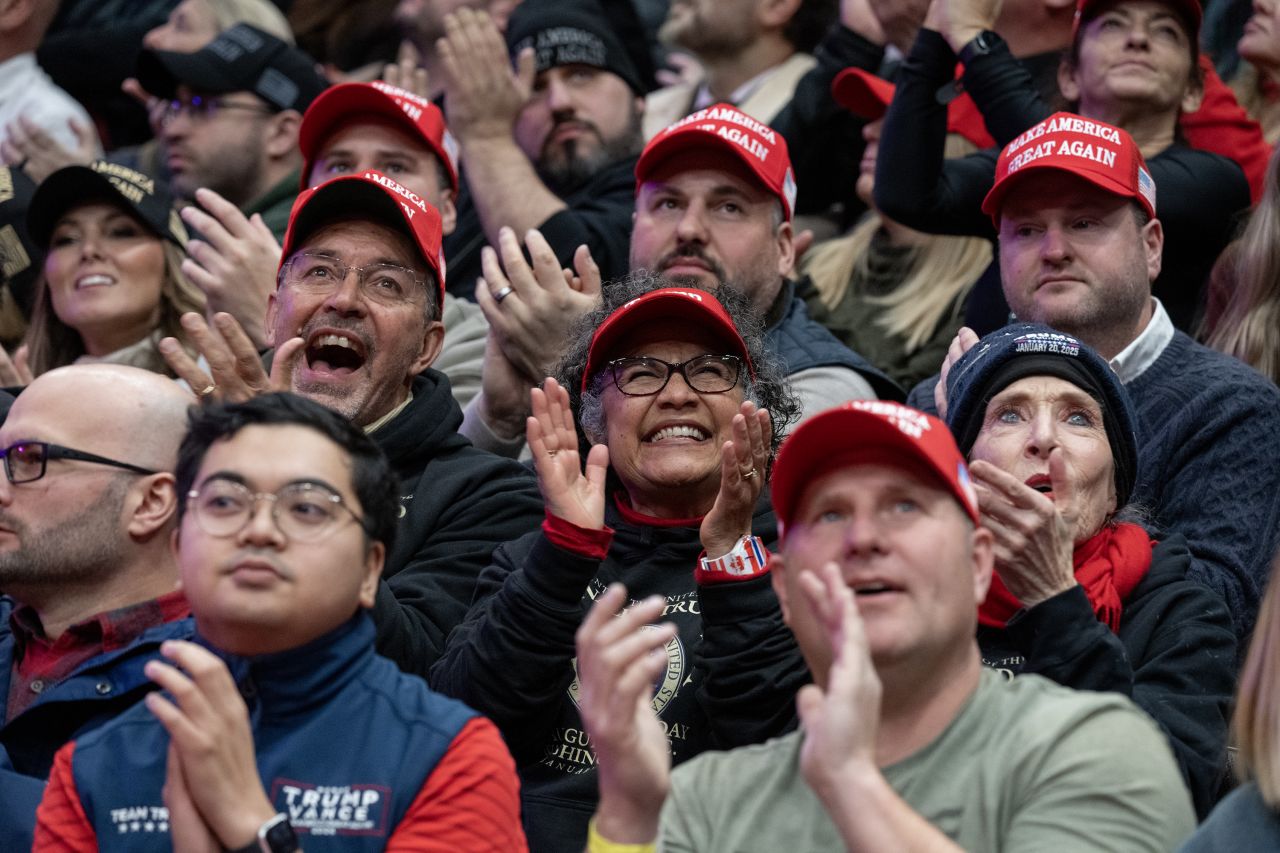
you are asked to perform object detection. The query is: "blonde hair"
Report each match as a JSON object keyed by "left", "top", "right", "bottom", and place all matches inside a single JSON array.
[
  {"left": 208, "top": 0, "right": 295, "bottom": 44},
  {"left": 1231, "top": 64, "right": 1280, "bottom": 145},
  {"left": 26, "top": 241, "right": 206, "bottom": 377},
  {"left": 803, "top": 134, "right": 992, "bottom": 353},
  {"left": 1233, "top": 554, "right": 1280, "bottom": 805},
  {"left": 1202, "top": 143, "right": 1280, "bottom": 384}
]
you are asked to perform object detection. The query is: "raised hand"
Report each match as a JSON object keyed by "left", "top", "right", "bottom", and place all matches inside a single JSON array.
[
  {"left": 144, "top": 641, "right": 276, "bottom": 850},
  {"left": 159, "top": 312, "right": 302, "bottom": 404},
  {"left": 527, "top": 377, "right": 610, "bottom": 530},
  {"left": 1, "top": 115, "right": 97, "bottom": 183},
  {"left": 436, "top": 8, "right": 535, "bottom": 143},
  {"left": 0, "top": 343, "right": 32, "bottom": 388},
  {"left": 969, "top": 450, "right": 1077, "bottom": 607},
  {"left": 934, "top": 325, "right": 979, "bottom": 420},
  {"left": 162, "top": 743, "right": 222, "bottom": 853},
  {"left": 576, "top": 585, "right": 675, "bottom": 845},
  {"left": 383, "top": 40, "right": 431, "bottom": 98},
  {"left": 700, "top": 401, "right": 771, "bottom": 558}
]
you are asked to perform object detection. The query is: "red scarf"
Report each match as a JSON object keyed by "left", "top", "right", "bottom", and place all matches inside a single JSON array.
[{"left": 978, "top": 522, "right": 1153, "bottom": 632}]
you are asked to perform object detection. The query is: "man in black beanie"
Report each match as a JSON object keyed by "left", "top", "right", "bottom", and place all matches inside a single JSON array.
[{"left": 435, "top": 0, "right": 647, "bottom": 297}]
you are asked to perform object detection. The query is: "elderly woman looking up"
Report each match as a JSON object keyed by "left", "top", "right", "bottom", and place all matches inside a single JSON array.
[
  {"left": 944, "top": 323, "right": 1235, "bottom": 817},
  {"left": 430, "top": 275, "right": 803, "bottom": 852}
]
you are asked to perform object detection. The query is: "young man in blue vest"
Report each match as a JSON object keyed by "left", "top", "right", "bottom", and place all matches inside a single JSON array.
[{"left": 33, "top": 393, "right": 526, "bottom": 852}]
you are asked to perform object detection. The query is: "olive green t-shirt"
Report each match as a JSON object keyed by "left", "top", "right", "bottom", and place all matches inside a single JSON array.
[{"left": 659, "top": 669, "right": 1195, "bottom": 852}]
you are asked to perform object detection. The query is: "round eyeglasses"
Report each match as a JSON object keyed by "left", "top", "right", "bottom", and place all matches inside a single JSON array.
[
  {"left": 606, "top": 355, "right": 743, "bottom": 396},
  {"left": 186, "top": 479, "right": 368, "bottom": 542}
]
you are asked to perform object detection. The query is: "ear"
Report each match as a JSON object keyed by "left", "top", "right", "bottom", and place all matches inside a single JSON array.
[
  {"left": 757, "top": 0, "right": 803, "bottom": 31},
  {"left": 769, "top": 551, "right": 793, "bottom": 625},
  {"left": 1181, "top": 62, "right": 1205, "bottom": 114},
  {"left": 970, "top": 525, "right": 994, "bottom": 606},
  {"left": 774, "top": 219, "right": 796, "bottom": 279},
  {"left": 0, "top": 0, "right": 33, "bottom": 31},
  {"left": 264, "top": 290, "right": 280, "bottom": 348},
  {"left": 410, "top": 318, "right": 446, "bottom": 374},
  {"left": 1142, "top": 216, "right": 1163, "bottom": 285},
  {"left": 438, "top": 190, "right": 458, "bottom": 236},
  {"left": 125, "top": 474, "right": 180, "bottom": 541},
  {"left": 263, "top": 110, "right": 302, "bottom": 160},
  {"left": 357, "top": 540, "right": 386, "bottom": 609},
  {"left": 1057, "top": 57, "right": 1080, "bottom": 104}
]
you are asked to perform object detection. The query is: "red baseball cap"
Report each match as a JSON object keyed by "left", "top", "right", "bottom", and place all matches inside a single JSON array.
[
  {"left": 279, "top": 170, "right": 445, "bottom": 306},
  {"left": 771, "top": 401, "right": 980, "bottom": 541},
  {"left": 981, "top": 111, "right": 1156, "bottom": 225},
  {"left": 636, "top": 104, "right": 797, "bottom": 220},
  {"left": 831, "top": 67, "right": 995, "bottom": 149},
  {"left": 1073, "top": 0, "right": 1202, "bottom": 39},
  {"left": 582, "top": 287, "right": 754, "bottom": 391},
  {"left": 298, "top": 81, "right": 460, "bottom": 193}
]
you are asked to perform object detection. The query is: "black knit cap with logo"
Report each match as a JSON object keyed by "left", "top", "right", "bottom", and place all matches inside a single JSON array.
[
  {"left": 505, "top": 0, "right": 654, "bottom": 95},
  {"left": 136, "top": 23, "right": 328, "bottom": 113},
  {"left": 27, "top": 161, "right": 188, "bottom": 250}
]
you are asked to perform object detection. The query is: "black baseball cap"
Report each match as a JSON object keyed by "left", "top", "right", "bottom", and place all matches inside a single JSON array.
[
  {"left": 28, "top": 161, "right": 188, "bottom": 249},
  {"left": 136, "top": 23, "right": 328, "bottom": 114}
]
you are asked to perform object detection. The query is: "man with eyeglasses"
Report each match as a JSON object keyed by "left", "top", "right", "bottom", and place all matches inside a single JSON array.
[
  {"left": 161, "top": 169, "right": 543, "bottom": 678},
  {"left": 135, "top": 24, "right": 327, "bottom": 241},
  {"left": 0, "top": 365, "right": 194, "bottom": 849},
  {"left": 33, "top": 392, "right": 527, "bottom": 852}
]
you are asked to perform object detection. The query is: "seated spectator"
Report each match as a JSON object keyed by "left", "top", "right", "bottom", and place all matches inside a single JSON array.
[
  {"left": 1201, "top": 143, "right": 1280, "bottom": 384},
  {"left": 135, "top": 24, "right": 327, "bottom": 239},
  {"left": 876, "top": 0, "right": 1251, "bottom": 331},
  {"left": 464, "top": 105, "right": 901, "bottom": 456},
  {"left": 1181, "top": 553, "right": 1280, "bottom": 850},
  {"left": 1232, "top": 0, "right": 1280, "bottom": 142},
  {"left": 160, "top": 169, "right": 544, "bottom": 674},
  {"left": 0, "top": 364, "right": 193, "bottom": 849},
  {"left": 431, "top": 279, "right": 807, "bottom": 851},
  {"left": 0, "top": 0, "right": 101, "bottom": 161},
  {"left": 436, "top": 0, "right": 647, "bottom": 295},
  {"left": 909, "top": 112, "right": 1280, "bottom": 640},
  {"left": 21, "top": 161, "right": 204, "bottom": 380},
  {"left": 32, "top": 392, "right": 526, "bottom": 851},
  {"left": 801, "top": 67, "right": 993, "bottom": 389},
  {"left": 945, "top": 322, "right": 1236, "bottom": 815},
  {"left": 577, "top": 399, "right": 1196, "bottom": 851}
]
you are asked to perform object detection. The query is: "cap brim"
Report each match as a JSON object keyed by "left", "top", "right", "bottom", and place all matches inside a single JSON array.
[
  {"left": 981, "top": 159, "right": 1151, "bottom": 224},
  {"left": 831, "top": 67, "right": 893, "bottom": 120},
  {"left": 135, "top": 47, "right": 245, "bottom": 99},
  {"left": 583, "top": 291, "right": 752, "bottom": 390},
  {"left": 27, "top": 167, "right": 160, "bottom": 249},
  {"left": 637, "top": 131, "right": 778, "bottom": 211},
  {"left": 281, "top": 177, "right": 444, "bottom": 303}
]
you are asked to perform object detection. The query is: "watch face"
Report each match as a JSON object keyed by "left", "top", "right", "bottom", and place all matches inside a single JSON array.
[{"left": 262, "top": 819, "right": 300, "bottom": 853}]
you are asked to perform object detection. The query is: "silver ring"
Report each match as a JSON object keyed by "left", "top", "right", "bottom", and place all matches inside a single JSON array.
[
  {"left": 197, "top": 384, "right": 217, "bottom": 398},
  {"left": 493, "top": 286, "right": 514, "bottom": 304},
  {"left": 740, "top": 467, "right": 757, "bottom": 480}
]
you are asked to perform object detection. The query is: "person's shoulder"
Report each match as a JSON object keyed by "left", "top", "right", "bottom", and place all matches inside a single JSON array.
[
  {"left": 979, "top": 670, "right": 1166, "bottom": 745},
  {"left": 1180, "top": 783, "right": 1280, "bottom": 852},
  {"left": 1149, "top": 332, "right": 1280, "bottom": 401},
  {"left": 671, "top": 729, "right": 804, "bottom": 793},
  {"left": 361, "top": 652, "right": 479, "bottom": 736}
]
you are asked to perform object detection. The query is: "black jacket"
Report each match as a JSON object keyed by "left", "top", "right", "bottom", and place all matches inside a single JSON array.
[
  {"left": 441, "top": 155, "right": 639, "bottom": 301},
  {"left": 978, "top": 534, "right": 1236, "bottom": 818},
  {"left": 430, "top": 497, "right": 806, "bottom": 853},
  {"left": 874, "top": 28, "right": 1250, "bottom": 330},
  {"left": 369, "top": 370, "right": 544, "bottom": 675}
]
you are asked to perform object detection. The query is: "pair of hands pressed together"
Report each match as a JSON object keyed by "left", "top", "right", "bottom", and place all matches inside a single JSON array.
[{"left": 144, "top": 640, "right": 279, "bottom": 852}]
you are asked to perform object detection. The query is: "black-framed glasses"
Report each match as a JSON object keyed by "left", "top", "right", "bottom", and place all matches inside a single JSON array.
[
  {"left": 157, "top": 94, "right": 274, "bottom": 126},
  {"left": 0, "top": 441, "right": 158, "bottom": 484},
  {"left": 606, "top": 355, "right": 743, "bottom": 397},
  {"left": 186, "top": 479, "right": 368, "bottom": 542},
  {"left": 278, "top": 252, "right": 429, "bottom": 307}
]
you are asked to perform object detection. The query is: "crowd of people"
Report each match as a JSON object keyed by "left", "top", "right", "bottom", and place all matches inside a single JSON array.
[{"left": 1, "top": 0, "right": 1280, "bottom": 850}]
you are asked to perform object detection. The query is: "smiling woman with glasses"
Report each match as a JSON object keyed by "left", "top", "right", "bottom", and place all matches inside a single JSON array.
[{"left": 429, "top": 275, "right": 804, "bottom": 849}]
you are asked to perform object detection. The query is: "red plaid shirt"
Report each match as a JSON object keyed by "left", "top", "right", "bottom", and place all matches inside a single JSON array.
[{"left": 6, "top": 589, "right": 189, "bottom": 722}]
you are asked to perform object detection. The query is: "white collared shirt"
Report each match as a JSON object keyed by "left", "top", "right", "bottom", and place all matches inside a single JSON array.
[{"left": 1109, "top": 298, "right": 1174, "bottom": 383}]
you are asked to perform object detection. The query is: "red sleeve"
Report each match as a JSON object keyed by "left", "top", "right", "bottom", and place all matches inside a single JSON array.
[
  {"left": 385, "top": 716, "right": 528, "bottom": 853},
  {"left": 32, "top": 743, "right": 98, "bottom": 853},
  {"left": 1180, "top": 56, "right": 1271, "bottom": 204},
  {"left": 542, "top": 510, "right": 614, "bottom": 560}
]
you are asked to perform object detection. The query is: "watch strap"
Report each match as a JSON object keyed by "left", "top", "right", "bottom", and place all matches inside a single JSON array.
[
  {"left": 696, "top": 534, "right": 769, "bottom": 584},
  {"left": 957, "top": 30, "right": 1003, "bottom": 66}
]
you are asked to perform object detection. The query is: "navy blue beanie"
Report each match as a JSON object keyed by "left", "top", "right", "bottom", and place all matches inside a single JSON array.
[{"left": 944, "top": 323, "right": 1139, "bottom": 508}]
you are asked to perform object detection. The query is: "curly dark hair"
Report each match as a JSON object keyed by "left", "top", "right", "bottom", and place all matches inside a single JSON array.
[
  {"left": 784, "top": 0, "right": 839, "bottom": 54},
  {"left": 553, "top": 271, "right": 801, "bottom": 470}
]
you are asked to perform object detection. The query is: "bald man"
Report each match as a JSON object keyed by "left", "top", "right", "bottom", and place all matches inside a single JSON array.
[{"left": 0, "top": 365, "right": 194, "bottom": 847}]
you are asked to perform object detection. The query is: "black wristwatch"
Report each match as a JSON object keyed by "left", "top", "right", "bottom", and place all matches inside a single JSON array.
[
  {"left": 227, "top": 813, "right": 300, "bottom": 853},
  {"left": 957, "top": 30, "right": 1004, "bottom": 66}
]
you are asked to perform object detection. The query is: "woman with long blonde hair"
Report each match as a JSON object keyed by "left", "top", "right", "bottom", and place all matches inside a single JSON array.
[{"left": 1202, "top": 144, "right": 1280, "bottom": 384}]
